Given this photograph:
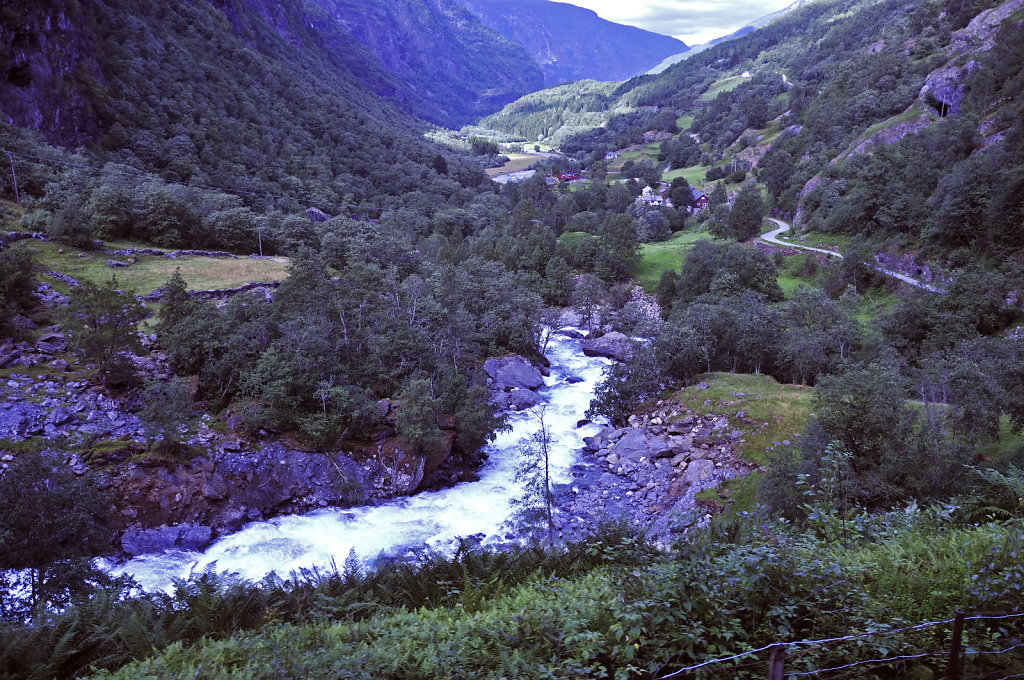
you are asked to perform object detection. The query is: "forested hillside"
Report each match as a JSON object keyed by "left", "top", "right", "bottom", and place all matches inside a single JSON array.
[
  {"left": 483, "top": 0, "right": 1024, "bottom": 262},
  {"left": 0, "top": 0, "right": 542, "bottom": 141}
]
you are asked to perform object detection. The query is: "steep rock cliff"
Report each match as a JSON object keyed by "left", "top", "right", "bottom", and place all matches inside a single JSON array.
[{"left": 0, "top": 0, "right": 103, "bottom": 147}]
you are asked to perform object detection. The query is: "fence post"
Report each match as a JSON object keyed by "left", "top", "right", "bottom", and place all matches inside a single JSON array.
[
  {"left": 768, "top": 644, "right": 786, "bottom": 680},
  {"left": 945, "top": 609, "right": 965, "bottom": 680}
]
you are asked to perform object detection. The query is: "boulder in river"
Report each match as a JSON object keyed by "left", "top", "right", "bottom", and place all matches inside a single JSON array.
[
  {"left": 483, "top": 355, "right": 545, "bottom": 391},
  {"left": 121, "top": 523, "right": 213, "bottom": 556},
  {"left": 581, "top": 332, "right": 635, "bottom": 362}
]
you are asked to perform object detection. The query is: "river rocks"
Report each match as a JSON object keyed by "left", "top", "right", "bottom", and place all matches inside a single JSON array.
[
  {"left": 581, "top": 331, "right": 634, "bottom": 362},
  {"left": 484, "top": 355, "right": 545, "bottom": 391},
  {"left": 557, "top": 404, "right": 752, "bottom": 545},
  {"left": 505, "top": 388, "right": 544, "bottom": 411},
  {"left": 121, "top": 524, "right": 213, "bottom": 556},
  {"left": 485, "top": 354, "right": 547, "bottom": 412}
]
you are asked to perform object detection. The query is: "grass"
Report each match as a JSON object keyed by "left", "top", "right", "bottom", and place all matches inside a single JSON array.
[
  {"left": 20, "top": 240, "right": 289, "bottom": 294},
  {"left": 977, "top": 415, "right": 1024, "bottom": 466},
  {"left": 676, "top": 115, "right": 695, "bottom": 131},
  {"left": 697, "top": 75, "right": 749, "bottom": 102},
  {"left": 851, "top": 286, "right": 897, "bottom": 324},
  {"left": 667, "top": 372, "right": 815, "bottom": 513},
  {"left": 777, "top": 274, "right": 803, "bottom": 299},
  {"left": 787, "top": 229, "right": 853, "bottom": 252},
  {"left": 1, "top": 199, "right": 25, "bottom": 228},
  {"left": 662, "top": 165, "right": 708, "bottom": 186},
  {"left": 634, "top": 229, "right": 711, "bottom": 292},
  {"left": 485, "top": 153, "right": 539, "bottom": 177}
]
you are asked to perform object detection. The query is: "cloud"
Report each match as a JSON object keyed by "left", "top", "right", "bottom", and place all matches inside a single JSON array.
[{"left": 564, "top": 0, "right": 793, "bottom": 45}]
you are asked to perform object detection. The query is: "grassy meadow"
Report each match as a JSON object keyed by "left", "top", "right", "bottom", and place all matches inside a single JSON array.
[
  {"left": 485, "top": 152, "right": 539, "bottom": 177},
  {"left": 18, "top": 240, "right": 289, "bottom": 295},
  {"left": 634, "top": 228, "right": 711, "bottom": 292}
]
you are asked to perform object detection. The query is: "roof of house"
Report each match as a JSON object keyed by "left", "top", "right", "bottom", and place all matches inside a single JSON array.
[{"left": 690, "top": 187, "right": 708, "bottom": 201}]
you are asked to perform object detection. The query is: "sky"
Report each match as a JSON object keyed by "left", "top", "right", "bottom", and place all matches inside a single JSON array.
[{"left": 562, "top": 0, "right": 795, "bottom": 46}]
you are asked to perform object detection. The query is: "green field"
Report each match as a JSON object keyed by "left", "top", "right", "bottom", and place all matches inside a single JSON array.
[
  {"left": 698, "top": 75, "right": 750, "bottom": 101},
  {"left": 19, "top": 240, "right": 289, "bottom": 295},
  {"left": 670, "top": 372, "right": 815, "bottom": 512},
  {"left": 777, "top": 273, "right": 803, "bottom": 299},
  {"left": 634, "top": 229, "right": 711, "bottom": 292},
  {"left": 485, "top": 152, "right": 540, "bottom": 177},
  {"left": 662, "top": 165, "right": 708, "bottom": 186}
]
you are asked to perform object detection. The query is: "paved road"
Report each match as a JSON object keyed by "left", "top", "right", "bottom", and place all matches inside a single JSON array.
[{"left": 761, "top": 218, "right": 945, "bottom": 293}]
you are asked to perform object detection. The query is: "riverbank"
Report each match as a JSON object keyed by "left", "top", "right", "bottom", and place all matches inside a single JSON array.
[{"left": 551, "top": 392, "right": 751, "bottom": 544}]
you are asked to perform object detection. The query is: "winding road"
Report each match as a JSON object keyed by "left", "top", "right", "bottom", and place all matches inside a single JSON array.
[{"left": 761, "top": 218, "right": 946, "bottom": 293}]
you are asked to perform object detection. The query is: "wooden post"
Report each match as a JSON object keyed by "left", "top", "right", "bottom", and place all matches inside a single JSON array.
[
  {"left": 768, "top": 644, "right": 786, "bottom": 680},
  {"left": 5, "top": 151, "right": 20, "bottom": 207},
  {"left": 945, "top": 609, "right": 965, "bottom": 680}
]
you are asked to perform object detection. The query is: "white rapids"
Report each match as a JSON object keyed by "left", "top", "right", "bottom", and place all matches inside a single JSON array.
[{"left": 108, "top": 330, "right": 612, "bottom": 592}]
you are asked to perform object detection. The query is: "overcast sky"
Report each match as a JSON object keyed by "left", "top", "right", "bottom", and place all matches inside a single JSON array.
[{"left": 563, "top": 0, "right": 794, "bottom": 46}]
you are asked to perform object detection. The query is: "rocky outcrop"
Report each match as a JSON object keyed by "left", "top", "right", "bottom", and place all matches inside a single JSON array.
[
  {"left": 121, "top": 524, "right": 213, "bottom": 556},
  {"left": 918, "top": 0, "right": 1024, "bottom": 116},
  {"left": 838, "top": 110, "right": 934, "bottom": 161},
  {"left": 581, "top": 331, "right": 635, "bottom": 362},
  {"left": 0, "top": 346, "right": 475, "bottom": 555},
  {"left": 793, "top": 175, "right": 824, "bottom": 228},
  {"left": 485, "top": 354, "right": 547, "bottom": 412},
  {"left": 106, "top": 443, "right": 375, "bottom": 553},
  {"left": 0, "top": 0, "right": 103, "bottom": 147}
]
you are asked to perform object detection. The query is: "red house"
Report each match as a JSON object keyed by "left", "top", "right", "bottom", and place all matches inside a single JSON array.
[{"left": 690, "top": 187, "right": 710, "bottom": 212}]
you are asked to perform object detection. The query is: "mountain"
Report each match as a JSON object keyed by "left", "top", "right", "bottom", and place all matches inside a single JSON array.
[
  {"left": 645, "top": 26, "right": 756, "bottom": 74},
  {"left": 0, "top": 0, "right": 543, "bottom": 146},
  {"left": 646, "top": 0, "right": 817, "bottom": 74},
  {"left": 305, "top": 0, "right": 543, "bottom": 126},
  {"left": 457, "top": 0, "right": 687, "bottom": 86},
  {"left": 0, "top": 0, "right": 522, "bottom": 228}
]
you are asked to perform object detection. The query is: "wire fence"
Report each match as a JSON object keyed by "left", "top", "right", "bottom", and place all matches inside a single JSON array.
[{"left": 655, "top": 610, "right": 1024, "bottom": 679}]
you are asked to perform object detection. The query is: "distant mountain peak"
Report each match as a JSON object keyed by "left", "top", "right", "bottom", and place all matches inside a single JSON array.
[{"left": 457, "top": 0, "right": 687, "bottom": 86}]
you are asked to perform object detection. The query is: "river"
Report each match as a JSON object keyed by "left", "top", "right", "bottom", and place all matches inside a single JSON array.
[{"left": 109, "top": 331, "right": 612, "bottom": 592}]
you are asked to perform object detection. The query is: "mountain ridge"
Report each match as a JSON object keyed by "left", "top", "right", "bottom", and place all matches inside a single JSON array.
[{"left": 458, "top": 0, "right": 687, "bottom": 86}]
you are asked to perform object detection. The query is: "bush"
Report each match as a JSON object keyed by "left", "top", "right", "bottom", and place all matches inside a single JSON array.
[{"left": 0, "top": 245, "right": 37, "bottom": 335}]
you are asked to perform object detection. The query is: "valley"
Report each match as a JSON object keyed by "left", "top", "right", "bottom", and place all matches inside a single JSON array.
[{"left": 1, "top": 0, "right": 1023, "bottom": 677}]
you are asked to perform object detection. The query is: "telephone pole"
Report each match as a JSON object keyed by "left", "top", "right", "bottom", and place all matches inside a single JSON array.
[{"left": 5, "top": 151, "right": 20, "bottom": 207}]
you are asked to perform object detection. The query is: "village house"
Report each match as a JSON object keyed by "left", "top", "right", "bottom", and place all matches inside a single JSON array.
[{"left": 688, "top": 187, "right": 709, "bottom": 213}]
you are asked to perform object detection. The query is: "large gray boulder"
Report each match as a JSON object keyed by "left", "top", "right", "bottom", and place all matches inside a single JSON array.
[
  {"left": 121, "top": 523, "right": 213, "bottom": 556},
  {"left": 684, "top": 459, "right": 715, "bottom": 485},
  {"left": 608, "top": 429, "right": 656, "bottom": 461},
  {"left": 582, "top": 332, "right": 635, "bottom": 362},
  {"left": 483, "top": 355, "right": 545, "bottom": 391}
]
